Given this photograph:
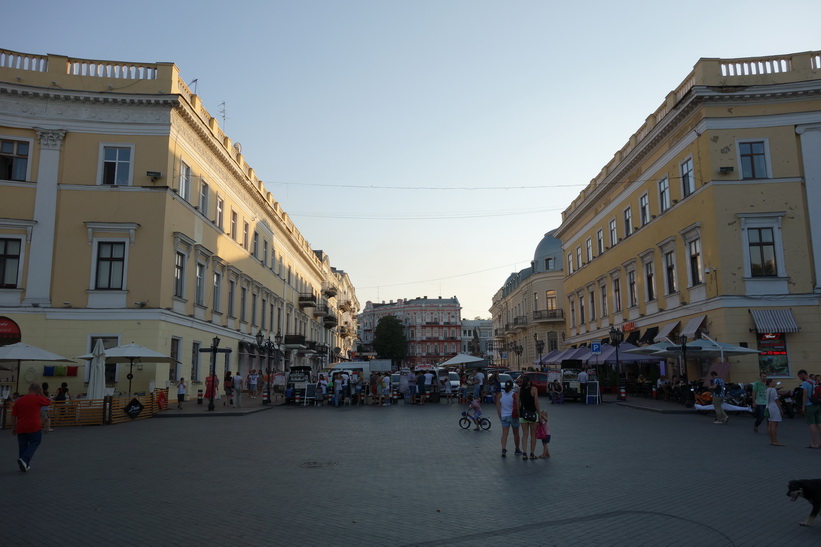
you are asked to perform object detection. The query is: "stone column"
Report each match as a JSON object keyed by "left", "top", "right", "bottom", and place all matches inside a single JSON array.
[{"left": 23, "top": 128, "right": 66, "bottom": 307}]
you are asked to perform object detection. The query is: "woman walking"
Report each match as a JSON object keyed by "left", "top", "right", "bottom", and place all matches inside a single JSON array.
[
  {"left": 496, "top": 380, "right": 521, "bottom": 457},
  {"left": 519, "top": 375, "right": 541, "bottom": 460},
  {"left": 766, "top": 378, "right": 785, "bottom": 446}
]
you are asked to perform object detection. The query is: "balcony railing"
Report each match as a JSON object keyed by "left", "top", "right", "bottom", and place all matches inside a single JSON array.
[
  {"left": 513, "top": 316, "right": 528, "bottom": 329},
  {"left": 298, "top": 293, "right": 317, "bottom": 307},
  {"left": 533, "top": 309, "right": 564, "bottom": 321},
  {"left": 283, "top": 334, "right": 306, "bottom": 347},
  {"left": 313, "top": 303, "right": 329, "bottom": 317},
  {"left": 323, "top": 315, "right": 338, "bottom": 329},
  {"left": 322, "top": 283, "right": 338, "bottom": 297}
]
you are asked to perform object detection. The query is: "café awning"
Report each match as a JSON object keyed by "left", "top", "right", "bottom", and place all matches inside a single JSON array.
[
  {"left": 749, "top": 308, "right": 800, "bottom": 333},
  {"left": 680, "top": 314, "right": 706, "bottom": 340},
  {"left": 654, "top": 321, "right": 679, "bottom": 343}
]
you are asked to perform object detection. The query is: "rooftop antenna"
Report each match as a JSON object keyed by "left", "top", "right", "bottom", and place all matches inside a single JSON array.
[
  {"left": 218, "top": 102, "right": 227, "bottom": 129},
  {"left": 188, "top": 78, "right": 198, "bottom": 95}
]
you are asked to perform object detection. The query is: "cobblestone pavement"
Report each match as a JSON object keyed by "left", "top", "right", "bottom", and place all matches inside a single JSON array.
[{"left": 3, "top": 395, "right": 821, "bottom": 546}]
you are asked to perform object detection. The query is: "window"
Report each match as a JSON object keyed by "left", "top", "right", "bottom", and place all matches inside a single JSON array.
[
  {"left": 0, "top": 238, "right": 21, "bottom": 288},
  {"left": 739, "top": 141, "right": 768, "bottom": 179},
  {"left": 1, "top": 139, "right": 29, "bottom": 181},
  {"left": 578, "top": 294, "right": 585, "bottom": 324},
  {"left": 216, "top": 197, "right": 224, "bottom": 230},
  {"left": 639, "top": 194, "right": 650, "bottom": 226},
  {"left": 243, "top": 222, "right": 249, "bottom": 250},
  {"left": 748, "top": 227, "right": 777, "bottom": 276},
  {"left": 623, "top": 207, "right": 633, "bottom": 237},
  {"left": 174, "top": 252, "right": 185, "bottom": 298},
  {"left": 252, "top": 232, "right": 259, "bottom": 258},
  {"left": 261, "top": 298, "right": 267, "bottom": 329},
  {"left": 645, "top": 261, "right": 656, "bottom": 301},
  {"left": 613, "top": 278, "right": 622, "bottom": 312},
  {"left": 263, "top": 240, "right": 269, "bottom": 266},
  {"left": 195, "top": 263, "right": 205, "bottom": 306},
  {"left": 99, "top": 146, "right": 133, "bottom": 186},
  {"left": 169, "top": 337, "right": 181, "bottom": 382},
  {"left": 681, "top": 157, "right": 695, "bottom": 197},
  {"left": 576, "top": 246, "right": 582, "bottom": 268},
  {"left": 240, "top": 287, "right": 247, "bottom": 322},
  {"left": 567, "top": 253, "right": 574, "bottom": 274},
  {"left": 600, "top": 284, "right": 608, "bottom": 317},
  {"left": 596, "top": 229, "right": 604, "bottom": 255},
  {"left": 179, "top": 161, "right": 191, "bottom": 200},
  {"left": 544, "top": 257, "right": 554, "bottom": 270},
  {"left": 688, "top": 238, "right": 703, "bottom": 285},
  {"left": 191, "top": 342, "right": 201, "bottom": 382},
  {"left": 227, "top": 279, "right": 236, "bottom": 317},
  {"left": 586, "top": 238, "right": 593, "bottom": 262},
  {"left": 213, "top": 272, "right": 222, "bottom": 312},
  {"left": 251, "top": 293, "right": 258, "bottom": 326},
  {"left": 665, "top": 251, "right": 677, "bottom": 294},
  {"left": 589, "top": 288, "right": 596, "bottom": 320},
  {"left": 609, "top": 219, "right": 617, "bottom": 247},
  {"left": 199, "top": 182, "right": 209, "bottom": 215},
  {"left": 546, "top": 290, "right": 557, "bottom": 311},
  {"left": 95, "top": 242, "right": 125, "bottom": 289},
  {"left": 659, "top": 177, "right": 671, "bottom": 212},
  {"left": 627, "top": 270, "right": 637, "bottom": 307},
  {"left": 569, "top": 298, "right": 576, "bottom": 328},
  {"left": 230, "top": 211, "right": 238, "bottom": 241}
]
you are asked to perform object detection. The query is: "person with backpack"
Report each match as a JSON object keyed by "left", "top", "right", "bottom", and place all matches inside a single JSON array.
[
  {"left": 797, "top": 369, "right": 821, "bottom": 449},
  {"left": 709, "top": 371, "right": 728, "bottom": 424}
]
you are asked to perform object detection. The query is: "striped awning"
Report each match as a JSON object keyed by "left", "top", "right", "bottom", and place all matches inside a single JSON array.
[
  {"left": 654, "top": 321, "right": 680, "bottom": 343},
  {"left": 749, "top": 308, "right": 800, "bottom": 334},
  {"left": 680, "top": 314, "right": 706, "bottom": 340}
]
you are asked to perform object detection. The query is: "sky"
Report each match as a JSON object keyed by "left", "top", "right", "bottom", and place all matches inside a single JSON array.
[{"left": 6, "top": 1, "right": 821, "bottom": 319}]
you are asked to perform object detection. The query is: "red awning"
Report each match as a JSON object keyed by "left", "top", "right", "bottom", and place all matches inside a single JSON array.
[{"left": 0, "top": 316, "right": 22, "bottom": 345}]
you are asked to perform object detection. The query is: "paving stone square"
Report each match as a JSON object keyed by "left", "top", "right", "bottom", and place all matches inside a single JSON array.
[{"left": 3, "top": 395, "right": 821, "bottom": 546}]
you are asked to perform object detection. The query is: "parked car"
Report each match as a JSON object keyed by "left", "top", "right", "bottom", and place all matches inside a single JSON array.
[
  {"left": 496, "top": 373, "right": 519, "bottom": 393},
  {"left": 520, "top": 371, "right": 550, "bottom": 395}
]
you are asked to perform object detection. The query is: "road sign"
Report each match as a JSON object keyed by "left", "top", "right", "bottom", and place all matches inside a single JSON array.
[{"left": 591, "top": 342, "right": 601, "bottom": 355}]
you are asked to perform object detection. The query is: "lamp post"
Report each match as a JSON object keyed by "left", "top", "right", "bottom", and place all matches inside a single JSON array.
[
  {"left": 273, "top": 331, "right": 282, "bottom": 399},
  {"left": 679, "top": 334, "right": 688, "bottom": 383},
  {"left": 534, "top": 334, "right": 545, "bottom": 371},
  {"left": 208, "top": 336, "right": 220, "bottom": 411},
  {"left": 513, "top": 344, "right": 523, "bottom": 370},
  {"left": 609, "top": 326, "right": 624, "bottom": 396},
  {"left": 255, "top": 330, "right": 273, "bottom": 405}
]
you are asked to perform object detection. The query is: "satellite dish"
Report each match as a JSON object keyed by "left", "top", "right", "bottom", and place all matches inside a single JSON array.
[{"left": 233, "top": 142, "right": 242, "bottom": 154}]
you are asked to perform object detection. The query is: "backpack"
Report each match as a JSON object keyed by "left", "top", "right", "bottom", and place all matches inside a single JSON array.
[
  {"left": 713, "top": 378, "right": 725, "bottom": 397},
  {"left": 809, "top": 381, "right": 821, "bottom": 406}
]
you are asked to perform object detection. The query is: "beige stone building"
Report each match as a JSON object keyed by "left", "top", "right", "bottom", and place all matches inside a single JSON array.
[
  {"left": 0, "top": 49, "right": 358, "bottom": 398},
  {"left": 555, "top": 50, "right": 821, "bottom": 383},
  {"left": 490, "top": 230, "right": 566, "bottom": 370}
]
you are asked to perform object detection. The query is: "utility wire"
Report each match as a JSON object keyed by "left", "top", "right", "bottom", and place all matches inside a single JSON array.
[{"left": 358, "top": 262, "right": 524, "bottom": 289}]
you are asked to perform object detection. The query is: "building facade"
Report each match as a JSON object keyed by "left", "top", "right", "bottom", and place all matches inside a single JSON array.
[
  {"left": 555, "top": 50, "right": 821, "bottom": 382},
  {"left": 358, "top": 296, "right": 461, "bottom": 368},
  {"left": 0, "top": 49, "right": 358, "bottom": 397},
  {"left": 490, "top": 230, "right": 566, "bottom": 370},
  {"left": 460, "top": 318, "right": 493, "bottom": 360}
]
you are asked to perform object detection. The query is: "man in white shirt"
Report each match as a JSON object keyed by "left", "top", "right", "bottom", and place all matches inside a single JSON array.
[
  {"left": 578, "top": 370, "right": 589, "bottom": 404},
  {"left": 473, "top": 370, "right": 485, "bottom": 399},
  {"left": 232, "top": 371, "right": 244, "bottom": 408}
]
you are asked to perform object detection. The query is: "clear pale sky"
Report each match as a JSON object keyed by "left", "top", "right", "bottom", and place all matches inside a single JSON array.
[{"left": 6, "top": 1, "right": 821, "bottom": 318}]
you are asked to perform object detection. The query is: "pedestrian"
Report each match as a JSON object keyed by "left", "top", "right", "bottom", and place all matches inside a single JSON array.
[
  {"left": 442, "top": 373, "right": 454, "bottom": 404},
  {"left": 381, "top": 373, "right": 391, "bottom": 406},
  {"left": 205, "top": 372, "right": 218, "bottom": 403},
  {"left": 247, "top": 369, "right": 259, "bottom": 399},
  {"left": 466, "top": 394, "right": 483, "bottom": 430},
  {"left": 495, "top": 379, "right": 521, "bottom": 457},
  {"left": 765, "top": 379, "right": 784, "bottom": 446},
  {"left": 54, "top": 382, "right": 69, "bottom": 402},
  {"left": 333, "top": 372, "right": 343, "bottom": 406},
  {"left": 40, "top": 382, "right": 53, "bottom": 432},
  {"left": 549, "top": 379, "right": 564, "bottom": 404},
  {"left": 459, "top": 372, "right": 468, "bottom": 404},
  {"left": 407, "top": 369, "right": 417, "bottom": 404},
  {"left": 417, "top": 370, "right": 426, "bottom": 405},
  {"left": 11, "top": 383, "right": 51, "bottom": 472},
  {"left": 473, "top": 368, "right": 485, "bottom": 399},
  {"left": 797, "top": 369, "right": 821, "bottom": 449},
  {"left": 423, "top": 369, "right": 434, "bottom": 400},
  {"left": 709, "top": 371, "right": 728, "bottom": 424},
  {"left": 232, "top": 371, "right": 244, "bottom": 408},
  {"left": 577, "top": 369, "right": 589, "bottom": 404},
  {"left": 519, "top": 375, "right": 541, "bottom": 460},
  {"left": 751, "top": 372, "right": 767, "bottom": 433},
  {"left": 223, "top": 371, "right": 233, "bottom": 406},
  {"left": 537, "top": 409, "right": 551, "bottom": 458},
  {"left": 176, "top": 377, "right": 187, "bottom": 410}
]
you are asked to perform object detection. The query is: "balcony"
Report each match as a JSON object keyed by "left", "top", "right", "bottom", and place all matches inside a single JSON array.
[
  {"left": 298, "top": 293, "right": 317, "bottom": 308},
  {"left": 513, "top": 316, "right": 528, "bottom": 330},
  {"left": 323, "top": 314, "right": 338, "bottom": 329},
  {"left": 322, "top": 283, "right": 338, "bottom": 297},
  {"left": 340, "top": 325, "right": 352, "bottom": 337},
  {"left": 338, "top": 299, "right": 353, "bottom": 312},
  {"left": 533, "top": 309, "right": 564, "bottom": 322},
  {"left": 283, "top": 334, "right": 306, "bottom": 348},
  {"left": 313, "top": 302, "right": 329, "bottom": 317},
  {"left": 504, "top": 323, "right": 516, "bottom": 335}
]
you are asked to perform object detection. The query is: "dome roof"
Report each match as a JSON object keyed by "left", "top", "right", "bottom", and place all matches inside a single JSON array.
[{"left": 533, "top": 229, "right": 563, "bottom": 273}]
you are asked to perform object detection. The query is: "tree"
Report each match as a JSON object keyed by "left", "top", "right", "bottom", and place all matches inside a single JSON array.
[{"left": 372, "top": 314, "right": 407, "bottom": 366}]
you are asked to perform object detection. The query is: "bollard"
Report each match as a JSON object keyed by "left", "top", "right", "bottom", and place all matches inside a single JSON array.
[
  {"left": 262, "top": 390, "right": 270, "bottom": 404},
  {"left": 197, "top": 389, "right": 203, "bottom": 404},
  {"left": 618, "top": 386, "right": 627, "bottom": 401},
  {"left": 651, "top": 386, "right": 657, "bottom": 399},
  {"left": 295, "top": 391, "right": 301, "bottom": 406}
]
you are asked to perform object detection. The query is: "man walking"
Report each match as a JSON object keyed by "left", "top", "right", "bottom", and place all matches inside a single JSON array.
[
  {"left": 797, "top": 369, "right": 821, "bottom": 449},
  {"left": 11, "top": 383, "right": 51, "bottom": 472},
  {"left": 751, "top": 372, "right": 767, "bottom": 433},
  {"left": 709, "top": 371, "right": 728, "bottom": 424},
  {"left": 232, "top": 371, "right": 244, "bottom": 408},
  {"left": 578, "top": 369, "right": 589, "bottom": 404}
]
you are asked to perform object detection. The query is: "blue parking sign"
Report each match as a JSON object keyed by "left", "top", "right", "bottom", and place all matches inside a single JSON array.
[{"left": 591, "top": 342, "right": 601, "bottom": 355}]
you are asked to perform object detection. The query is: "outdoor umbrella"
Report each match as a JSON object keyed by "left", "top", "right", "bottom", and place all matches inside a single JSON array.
[
  {"left": 77, "top": 342, "right": 175, "bottom": 395},
  {"left": 0, "top": 342, "right": 76, "bottom": 394},
  {"left": 440, "top": 353, "right": 484, "bottom": 367},
  {"left": 86, "top": 339, "right": 106, "bottom": 400}
]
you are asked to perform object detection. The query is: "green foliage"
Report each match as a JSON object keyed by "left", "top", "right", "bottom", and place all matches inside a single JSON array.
[{"left": 372, "top": 314, "right": 407, "bottom": 365}]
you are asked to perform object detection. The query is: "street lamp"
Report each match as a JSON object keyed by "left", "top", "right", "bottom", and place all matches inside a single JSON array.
[
  {"left": 679, "top": 334, "right": 688, "bottom": 383},
  {"left": 609, "top": 326, "right": 624, "bottom": 397},
  {"left": 513, "top": 344, "right": 523, "bottom": 370},
  {"left": 534, "top": 334, "right": 545, "bottom": 371},
  {"left": 273, "top": 331, "right": 282, "bottom": 399},
  {"left": 208, "top": 336, "right": 220, "bottom": 411},
  {"left": 255, "top": 330, "right": 272, "bottom": 405}
]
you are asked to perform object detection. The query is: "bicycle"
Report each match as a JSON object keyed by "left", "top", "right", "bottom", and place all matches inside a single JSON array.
[{"left": 460, "top": 411, "right": 491, "bottom": 430}]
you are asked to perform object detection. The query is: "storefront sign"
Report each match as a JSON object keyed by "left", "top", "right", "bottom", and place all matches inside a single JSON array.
[{"left": 757, "top": 332, "right": 789, "bottom": 377}]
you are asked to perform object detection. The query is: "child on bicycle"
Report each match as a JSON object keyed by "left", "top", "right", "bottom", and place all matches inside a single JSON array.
[{"left": 467, "top": 395, "right": 483, "bottom": 431}]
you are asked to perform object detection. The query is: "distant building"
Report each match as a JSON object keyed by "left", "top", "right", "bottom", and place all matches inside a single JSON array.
[
  {"left": 490, "top": 230, "right": 566, "bottom": 369},
  {"left": 358, "top": 296, "right": 461, "bottom": 368},
  {"left": 460, "top": 318, "right": 492, "bottom": 360}
]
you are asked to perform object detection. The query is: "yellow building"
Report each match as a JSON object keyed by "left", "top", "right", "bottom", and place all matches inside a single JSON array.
[
  {"left": 555, "top": 50, "right": 821, "bottom": 383},
  {"left": 0, "top": 49, "right": 358, "bottom": 397},
  {"left": 490, "top": 230, "right": 567, "bottom": 370}
]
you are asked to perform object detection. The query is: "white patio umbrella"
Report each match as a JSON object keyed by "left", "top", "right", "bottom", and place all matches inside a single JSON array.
[
  {"left": 77, "top": 342, "right": 176, "bottom": 395},
  {"left": 0, "top": 342, "right": 75, "bottom": 394},
  {"left": 440, "top": 353, "right": 484, "bottom": 367},
  {"left": 86, "top": 339, "right": 107, "bottom": 400}
]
